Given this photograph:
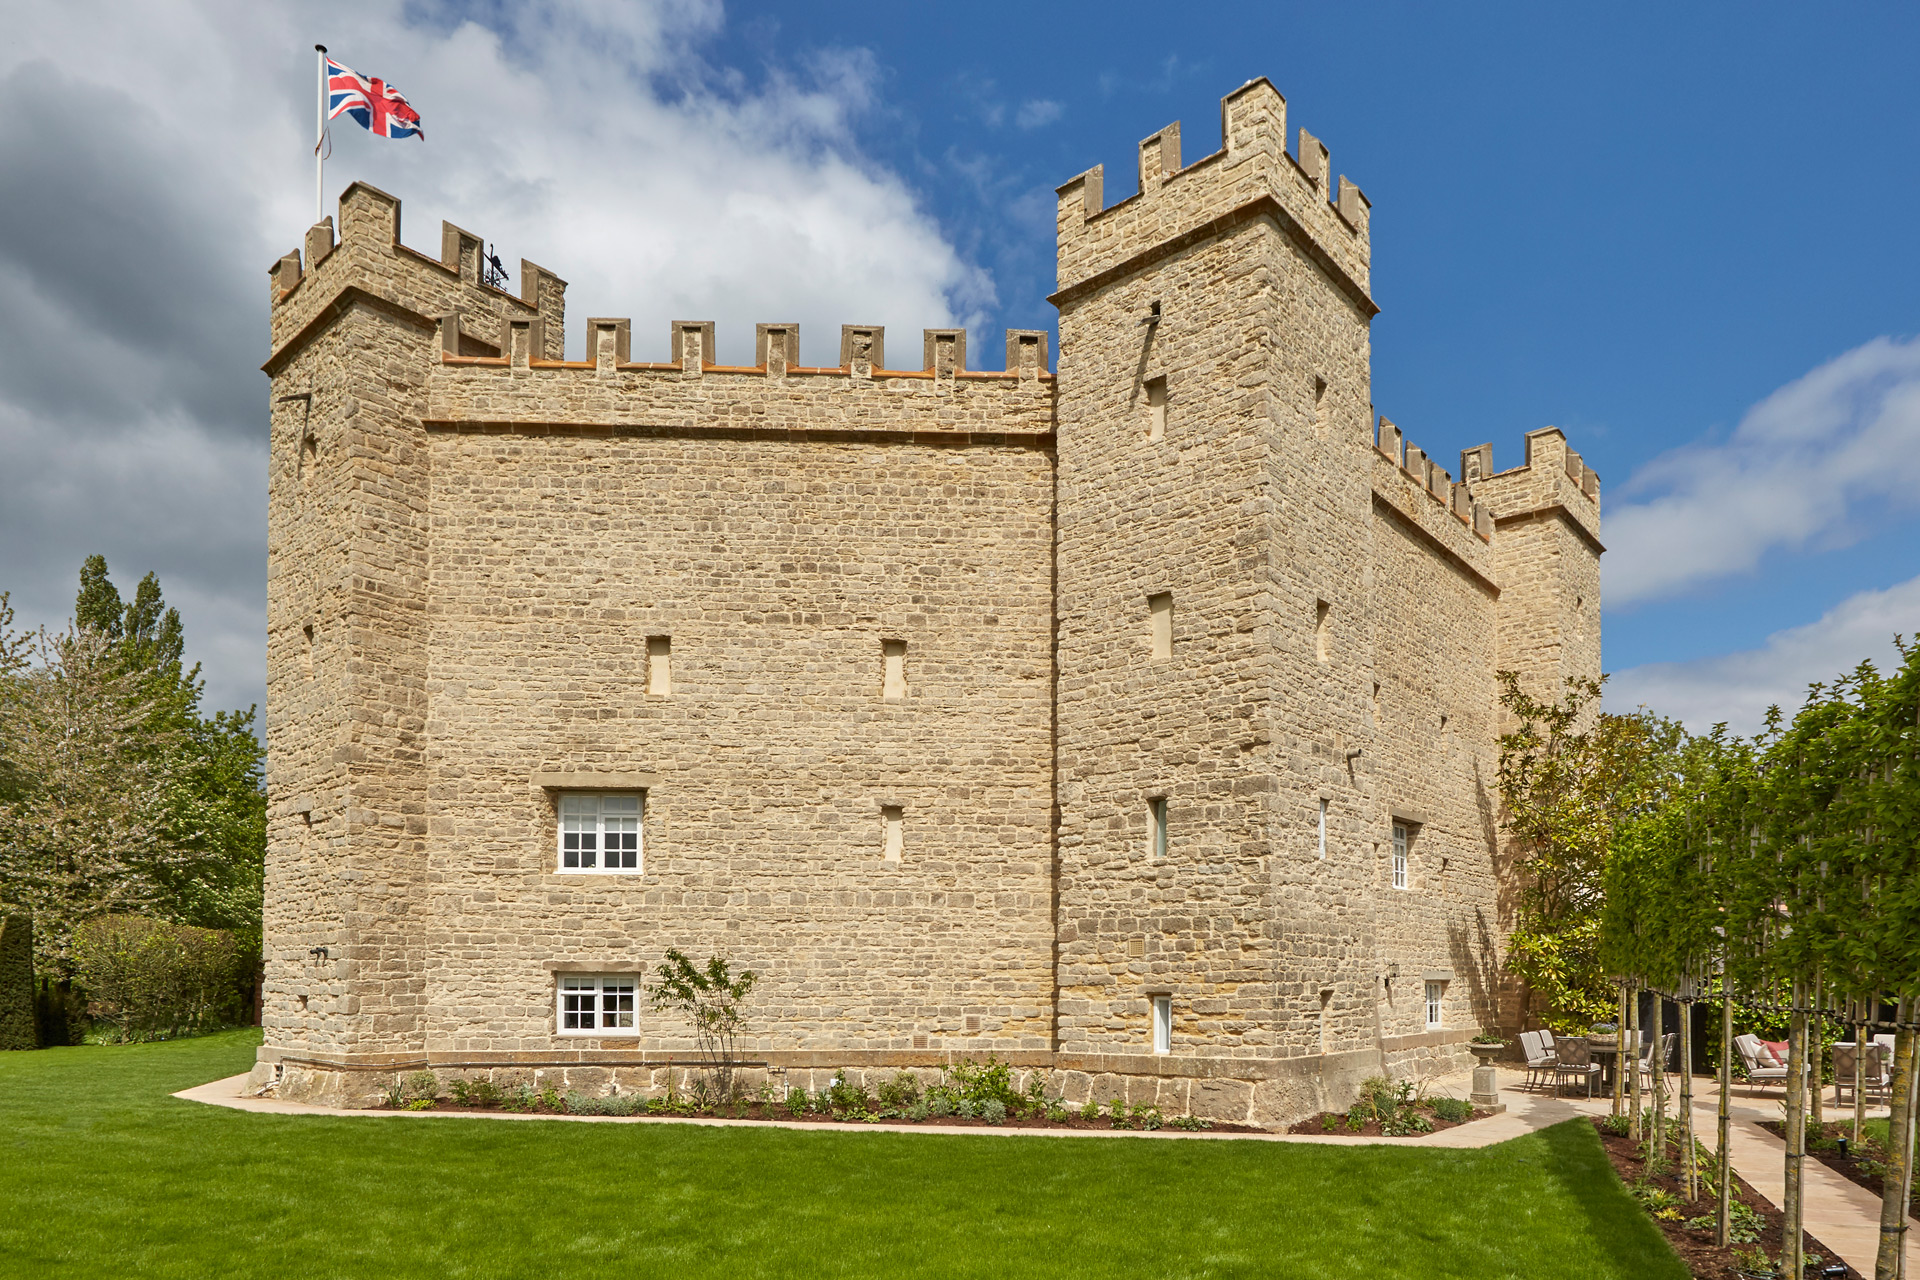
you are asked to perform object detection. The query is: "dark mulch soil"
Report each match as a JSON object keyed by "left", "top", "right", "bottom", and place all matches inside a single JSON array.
[
  {"left": 1285, "top": 1105, "right": 1496, "bottom": 1137},
  {"left": 386, "top": 1099, "right": 1267, "bottom": 1133},
  {"left": 1592, "top": 1117, "right": 1861, "bottom": 1279},
  {"left": 1758, "top": 1120, "right": 1917, "bottom": 1218}
]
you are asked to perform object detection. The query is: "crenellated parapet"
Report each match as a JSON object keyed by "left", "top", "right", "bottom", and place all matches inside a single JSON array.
[
  {"left": 266, "top": 182, "right": 566, "bottom": 373},
  {"left": 1052, "top": 77, "right": 1373, "bottom": 313},
  {"left": 1461, "top": 427, "right": 1602, "bottom": 551}
]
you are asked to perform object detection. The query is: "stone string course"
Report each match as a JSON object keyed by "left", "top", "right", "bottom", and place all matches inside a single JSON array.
[{"left": 258, "top": 76, "right": 1601, "bottom": 1127}]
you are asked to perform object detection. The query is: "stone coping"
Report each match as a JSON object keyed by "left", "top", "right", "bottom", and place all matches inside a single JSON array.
[{"left": 178, "top": 1067, "right": 1558, "bottom": 1149}]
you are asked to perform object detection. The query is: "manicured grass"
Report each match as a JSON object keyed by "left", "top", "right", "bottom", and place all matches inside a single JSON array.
[{"left": 0, "top": 1032, "right": 1686, "bottom": 1279}]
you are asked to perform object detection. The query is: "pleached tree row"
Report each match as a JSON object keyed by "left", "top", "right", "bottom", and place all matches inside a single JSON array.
[{"left": 1599, "top": 640, "right": 1920, "bottom": 1279}]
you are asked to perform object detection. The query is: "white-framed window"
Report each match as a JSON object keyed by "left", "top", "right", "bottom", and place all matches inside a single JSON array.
[
  {"left": 1391, "top": 822, "right": 1409, "bottom": 890},
  {"left": 557, "top": 974, "right": 639, "bottom": 1035},
  {"left": 1425, "top": 980, "right": 1445, "bottom": 1030},
  {"left": 1152, "top": 994, "right": 1172, "bottom": 1055},
  {"left": 558, "top": 793, "right": 643, "bottom": 872},
  {"left": 1149, "top": 797, "right": 1169, "bottom": 860}
]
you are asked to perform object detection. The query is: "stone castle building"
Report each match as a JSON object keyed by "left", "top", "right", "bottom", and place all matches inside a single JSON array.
[{"left": 255, "top": 77, "right": 1602, "bottom": 1125}]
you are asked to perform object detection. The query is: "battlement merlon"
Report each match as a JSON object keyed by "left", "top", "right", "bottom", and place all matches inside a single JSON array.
[
  {"left": 265, "top": 182, "right": 566, "bottom": 374},
  {"left": 1464, "top": 427, "right": 1604, "bottom": 552},
  {"left": 1050, "top": 77, "right": 1374, "bottom": 314}
]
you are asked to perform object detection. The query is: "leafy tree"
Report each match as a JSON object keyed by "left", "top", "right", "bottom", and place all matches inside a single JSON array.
[
  {"left": 1494, "top": 672, "right": 1683, "bottom": 1033},
  {"left": 0, "top": 559, "right": 265, "bottom": 1015}
]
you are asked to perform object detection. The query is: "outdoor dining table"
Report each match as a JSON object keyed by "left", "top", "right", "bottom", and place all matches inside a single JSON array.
[{"left": 1587, "top": 1037, "right": 1621, "bottom": 1089}]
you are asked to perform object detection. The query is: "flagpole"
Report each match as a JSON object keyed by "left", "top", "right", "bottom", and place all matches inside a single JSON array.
[{"left": 314, "top": 44, "right": 327, "bottom": 224}]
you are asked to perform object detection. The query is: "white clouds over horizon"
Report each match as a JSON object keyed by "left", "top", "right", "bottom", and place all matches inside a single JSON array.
[
  {"left": 0, "top": 1, "right": 989, "bottom": 716},
  {"left": 1605, "top": 573, "right": 1918, "bottom": 735},
  {"left": 1601, "top": 333, "right": 1920, "bottom": 729},
  {"left": 1604, "top": 334, "right": 1920, "bottom": 608}
]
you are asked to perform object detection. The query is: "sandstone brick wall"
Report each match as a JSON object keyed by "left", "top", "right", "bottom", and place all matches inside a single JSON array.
[{"left": 257, "top": 78, "right": 1602, "bottom": 1125}]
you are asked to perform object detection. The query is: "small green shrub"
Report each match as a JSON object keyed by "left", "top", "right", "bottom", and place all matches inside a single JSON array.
[
  {"left": 905, "top": 1100, "right": 931, "bottom": 1122},
  {"left": 1380, "top": 1109, "right": 1432, "bottom": 1137},
  {"left": 402, "top": 1071, "right": 440, "bottom": 1103},
  {"left": 876, "top": 1072, "right": 921, "bottom": 1108},
  {"left": 954, "top": 1098, "right": 977, "bottom": 1119},
  {"left": 404, "top": 1098, "right": 435, "bottom": 1111},
  {"left": 1078, "top": 1097, "right": 1099, "bottom": 1123},
  {"left": 1628, "top": 1182, "right": 1678, "bottom": 1215},
  {"left": 980, "top": 1099, "right": 1007, "bottom": 1124},
  {"left": 566, "top": 1091, "right": 647, "bottom": 1116},
  {"left": 927, "top": 1093, "right": 954, "bottom": 1119},
  {"left": 1599, "top": 1112, "right": 1631, "bottom": 1136},
  {"left": 1132, "top": 1106, "right": 1164, "bottom": 1131},
  {"left": 449, "top": 1079, "right": 502, "bottom": 1107},
  {"left": 1106, "top": 1098, "right": 1129, "bottom": 1129},
  {"left": 1170, "top": 1114, "right": 1212, "bottom": 1131},
  {"left": 825, "top": 1070, "right": 870, "bottom": 1114},
  {"left": 1045, "top": 1100, "right": 1069, "bottom": 1124},
  {"left": 1682, "top": 1200, "right": 1762, "bottom": 1245},
  {"left": 1428, "top": 1096, "right": 1472, "bottom": 1124}
]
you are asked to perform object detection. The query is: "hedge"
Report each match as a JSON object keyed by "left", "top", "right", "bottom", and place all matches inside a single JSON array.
[
  {"left": 72, "top": 916, "right": 250, "bottom": 1042},
  {"left": 0, "top": 915, "right": 32, "bottom": 1050}
]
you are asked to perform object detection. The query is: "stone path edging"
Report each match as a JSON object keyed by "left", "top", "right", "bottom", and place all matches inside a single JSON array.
[{"left": 175, "top": 1069, "right": 1554, "bottom": 1146}]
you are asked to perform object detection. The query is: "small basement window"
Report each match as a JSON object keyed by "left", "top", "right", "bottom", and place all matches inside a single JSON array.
[
  {"left": 559, "top": 793, "right": 643, "bottom": 873},
  {"left": 558, "top": 974, "right": 638, "bottom": 1035},
  {"left": 1152, "top": 994, "right": 1172, "bottom": 1055},
  {"left": 1425, "top": 981, "right": 1445, "bottom": 1030}
]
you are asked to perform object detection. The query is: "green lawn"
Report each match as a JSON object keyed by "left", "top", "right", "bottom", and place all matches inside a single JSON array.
[{"left": 0, "top": 1031, "right": 1686, "bottom": 1279}]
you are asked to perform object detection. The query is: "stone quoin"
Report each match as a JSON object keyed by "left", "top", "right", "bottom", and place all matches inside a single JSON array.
[{"left": 256, "top": 76, "right": 1601, "bottom": 1126}]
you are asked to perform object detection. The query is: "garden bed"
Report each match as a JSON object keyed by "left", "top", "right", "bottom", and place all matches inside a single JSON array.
[
  {"left": 386, "top": 1093, "right": 1264, "bottom": 1132},
  {"left": 375, "top": 1063, "right": 1265, "bottom": 1133},
  {"left": 1592, "top": 1116, "right": 1860, "bottom": 1279},
  {"left": 1758, "top": 1120, "right": 1917, "bottom": 1219},
  {"left": 1285, "top": 1075, "right": 1492, "bottom": 1136}
]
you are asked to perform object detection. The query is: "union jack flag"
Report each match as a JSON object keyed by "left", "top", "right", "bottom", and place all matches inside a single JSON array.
[{"left": 326, "top": 57, "right": 424, "bottom": 141}]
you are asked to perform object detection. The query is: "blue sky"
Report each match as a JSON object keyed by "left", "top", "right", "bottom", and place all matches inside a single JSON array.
[{"left": 2, "top": 0, "right": 1915, "bottom": 730}]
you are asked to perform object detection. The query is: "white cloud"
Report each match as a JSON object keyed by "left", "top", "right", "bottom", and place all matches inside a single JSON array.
[
  {"left": 0, "top": 1, "right": 989, "bottom": 716},
  {"left": 1016, "top": 99, "right": 1064, "bottom": 130},
  {"left": 1605, "top": 575, "right": 1920, "bottom": 734},
  {"left": 1604, "top": 334, "right": 1920, "bottom": 607}
]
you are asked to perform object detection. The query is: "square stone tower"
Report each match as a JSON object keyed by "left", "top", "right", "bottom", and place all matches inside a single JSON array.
[{"left": 1049, "top": 78, "right": 1593, "bottom": 1118}]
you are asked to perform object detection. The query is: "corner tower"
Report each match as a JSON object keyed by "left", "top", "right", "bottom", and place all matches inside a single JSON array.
[
  {"left": 257, "top": 184, "right": 565, "bottom": 1097},
  {"left": 1050, "top": 80, "right": 1389, "bottom": 1119}
]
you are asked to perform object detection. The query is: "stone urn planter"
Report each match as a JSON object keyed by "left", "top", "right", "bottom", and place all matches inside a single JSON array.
[{"left": 1468, "top": 1041, "right": 1506, "bottom": 1109}]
